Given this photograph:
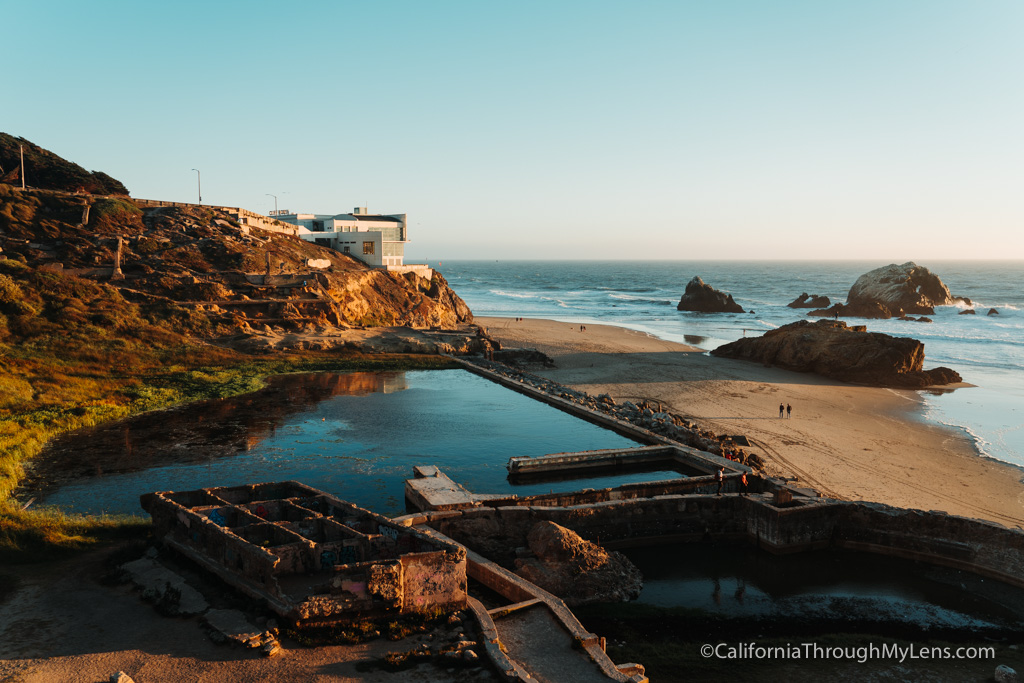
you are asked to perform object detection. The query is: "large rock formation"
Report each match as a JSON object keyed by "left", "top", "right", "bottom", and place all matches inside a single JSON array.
[
  {"left": 812, "top": 262, "right": 968, "bottom": 319},
  {"left": 710, "top": 319, "right": 962, "bottom": 388},
  {"left": 787, "top": 293, "right": 830, "bottom": 309},
  {"left": 677, "top": 276, "right": 744, "bottom": 313},
  {"left": 513, "top": 521, "right": 642, "bottom": 606}
]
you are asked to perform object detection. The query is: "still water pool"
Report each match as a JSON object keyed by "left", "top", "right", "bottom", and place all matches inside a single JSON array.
[
  {"left": 32, "top": 369, "right": 648, "bottom": 516},
  {"left": 603, "top": 542, "right": 1024, "bottom": 631}
]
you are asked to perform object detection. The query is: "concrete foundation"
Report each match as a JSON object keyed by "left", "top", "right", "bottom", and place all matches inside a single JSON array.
[
  {"left": 141, "top": 481, "right": 468, "bottom": 627},
  {"left": 405, "top": 473, "right": 1024, "bottom": 590}
]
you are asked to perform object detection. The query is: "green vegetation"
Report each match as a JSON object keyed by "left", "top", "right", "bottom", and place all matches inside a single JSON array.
[
  {"left": 0, "top": 505, "right": 149, "bottom": 564},
  {"left": 88, "top": 197, "right": 143, "bottom": 234}
]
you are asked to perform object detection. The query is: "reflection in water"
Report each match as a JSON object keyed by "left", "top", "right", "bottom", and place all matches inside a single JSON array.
[
  {"left": 31, "top": 370, "right": 644, "bottom": 516},
  {"left": 28, "top": 372, "right": 410, "bottom": 487},
  {"left": 618, "top": 542, "right": 1024, "bottom": 630}
]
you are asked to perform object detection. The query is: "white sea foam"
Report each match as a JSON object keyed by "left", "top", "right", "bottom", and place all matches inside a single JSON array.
[
  {"left": 930, "top": 415, "right": 993, "bottom": 459},
  {"left": 608, "top": 293, "right": 674, "bottom": 306},
  {"left": 490, "top": 289, "right": 539, "bottom": 299}
]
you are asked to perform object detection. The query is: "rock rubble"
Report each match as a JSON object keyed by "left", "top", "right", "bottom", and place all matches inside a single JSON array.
[{"left": 514, "top": 521, "right": 643, "bottom": 606}]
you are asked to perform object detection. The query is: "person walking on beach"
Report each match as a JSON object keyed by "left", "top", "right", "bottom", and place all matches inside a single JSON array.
[
  {"left": 779, "top": 403, "right": 784, "bottom": 418},
  {"left": 740, "top": 472, "right": 749, "bottom": 496},
  {"left": 715, "top": 467, "right": 724, "bottom": 496},
  {"left": 786, "top": 403, "right": 792, "bottom": 419}
]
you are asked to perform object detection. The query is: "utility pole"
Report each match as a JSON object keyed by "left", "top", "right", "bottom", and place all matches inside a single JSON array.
[
  {"left": 20, "top": 144, "right": 25, "bottom": 190},
  {"left": 191, "top": 168, "right": 202, "bottom": 204},
  {"left": 266, "top": 193, "right": 277, "bottom": 215}
]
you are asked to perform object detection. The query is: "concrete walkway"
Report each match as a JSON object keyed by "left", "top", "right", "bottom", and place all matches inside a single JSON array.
[{"left": 493, "top": 604, "right": 614, "bottom": 683}]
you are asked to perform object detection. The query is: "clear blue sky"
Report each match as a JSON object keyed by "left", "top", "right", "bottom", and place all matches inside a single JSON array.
[{"left": 8, "top": 1, "right": 1023, "bottom": 260}]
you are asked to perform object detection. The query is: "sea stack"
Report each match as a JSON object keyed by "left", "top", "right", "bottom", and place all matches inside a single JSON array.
[
  {"left": 710, "top": 319, "right": 962, "bottom": 388},
  {"left": 810, "top": 262, "right": 969, "bottom": 319},
  {"left": 677, "top": 276, "right": 744, "bottom": 313}
]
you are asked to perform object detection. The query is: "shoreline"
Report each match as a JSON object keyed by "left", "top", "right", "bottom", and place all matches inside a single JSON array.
[{"left": 478, "top": 316, "right": 1024, "bottom": 528}]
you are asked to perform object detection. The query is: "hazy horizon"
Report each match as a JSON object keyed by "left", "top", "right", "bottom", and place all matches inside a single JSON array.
[{"left": 9, "top": 1, "right": 1023, "bottom": 261}]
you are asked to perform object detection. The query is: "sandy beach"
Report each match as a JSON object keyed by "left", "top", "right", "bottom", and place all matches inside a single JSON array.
[{"left": 478, "top": 316, "right": 1024, "bottom": 529}]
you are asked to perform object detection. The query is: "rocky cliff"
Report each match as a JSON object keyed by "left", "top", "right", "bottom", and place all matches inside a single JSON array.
[
  {"left": 0, "top": 187, "right": 472, "bottom": 335},
  {"left": 710, "top": 320, "right": 962, "bottom": 388},
  {"left": 677, "top": 276, "right": 744, "bottom": 313}
]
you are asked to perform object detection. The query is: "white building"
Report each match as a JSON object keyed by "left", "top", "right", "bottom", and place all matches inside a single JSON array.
[{"left": 273, "top": 207, "right": 408, "bottom": 268}]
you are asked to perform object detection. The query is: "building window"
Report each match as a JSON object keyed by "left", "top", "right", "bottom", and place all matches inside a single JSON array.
[
  {"left": 343, "top": 246, "right": 350, "bottom": 254},
  {"left": 363, "top": 241, "right": 374, "bottom": 255}
]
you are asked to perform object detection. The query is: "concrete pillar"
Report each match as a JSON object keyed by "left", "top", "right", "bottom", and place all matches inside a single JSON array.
[{"left": 112, "top": 236, "right": 124, "bottom": 281}]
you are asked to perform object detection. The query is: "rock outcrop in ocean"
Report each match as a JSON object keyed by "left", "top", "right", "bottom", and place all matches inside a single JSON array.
[
  {"left": 809, "top": 262, "right": 969, "bottom": 319},
  {"left": 710, "top": 319, "right": 962, "bottom": 388},
  {"left": 677, "top": 276, "right": 744, "bottom": 313},
  {"left": 513, "top": 521, "right": 642, "bottom": 606},
  {"left": 787, "top": 293, "right": 830, "bottom": 309}
]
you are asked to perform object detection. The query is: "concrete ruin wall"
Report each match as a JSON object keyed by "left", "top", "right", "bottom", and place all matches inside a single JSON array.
[
  {"left": 426, "top": 493, "right": 1024, "bottom": 589},
  {"left": 132, "top": 199, "right": 300, "bottom": 237},
  {"left": 141, "top": 482, "right": 467, "bottom": 626}
]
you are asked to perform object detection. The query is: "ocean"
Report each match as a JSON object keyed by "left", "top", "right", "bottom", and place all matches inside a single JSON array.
[{"left": 435, "top": 260, "right": 1024, "bottom": 469}]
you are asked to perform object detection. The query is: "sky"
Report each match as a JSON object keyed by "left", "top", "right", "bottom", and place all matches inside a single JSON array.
[{"left": 6, "top": 1, "right": 1024, "bottom": 260}]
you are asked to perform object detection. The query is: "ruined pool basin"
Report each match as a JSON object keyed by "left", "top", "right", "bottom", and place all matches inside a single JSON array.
[{"left": 140, "top": 481, "right": 468, "bottom": 627}]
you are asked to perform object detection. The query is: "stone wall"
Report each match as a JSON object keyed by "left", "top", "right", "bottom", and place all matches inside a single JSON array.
[
  {"left": 132, "top": 199, "right": 300, "bottom": 237},
  {"left": 424, "top": 493, "right": 1024, "bottom": 589}
]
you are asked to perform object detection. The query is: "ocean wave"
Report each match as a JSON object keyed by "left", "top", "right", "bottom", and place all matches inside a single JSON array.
[
  {"left": 607, "top": 293, "right": 674, "bottom": 306},
  {"left": 490, "top": 289, "right": 540, "bottom": 300},
  {"left": 597, "top": 287, "right": 659, "bottom": 293},
  {"left": 944, "top": 301, "right": 1020, "bottom": 312},
  {"left": 925, "top": 412, "right": 993, "bottom": 459}
]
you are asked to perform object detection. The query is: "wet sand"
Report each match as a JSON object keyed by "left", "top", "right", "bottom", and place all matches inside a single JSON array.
[{"left": 478, "top": 316, "right": 1024, "bottom": 529}]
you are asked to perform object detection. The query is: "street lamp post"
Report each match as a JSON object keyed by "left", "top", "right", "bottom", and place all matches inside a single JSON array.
[
  {"left": 266, "top": 193, "right": 277, "bottom": 215},
  {"left": 191, "top": 168, "right": 202, "bottom": 204}
]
